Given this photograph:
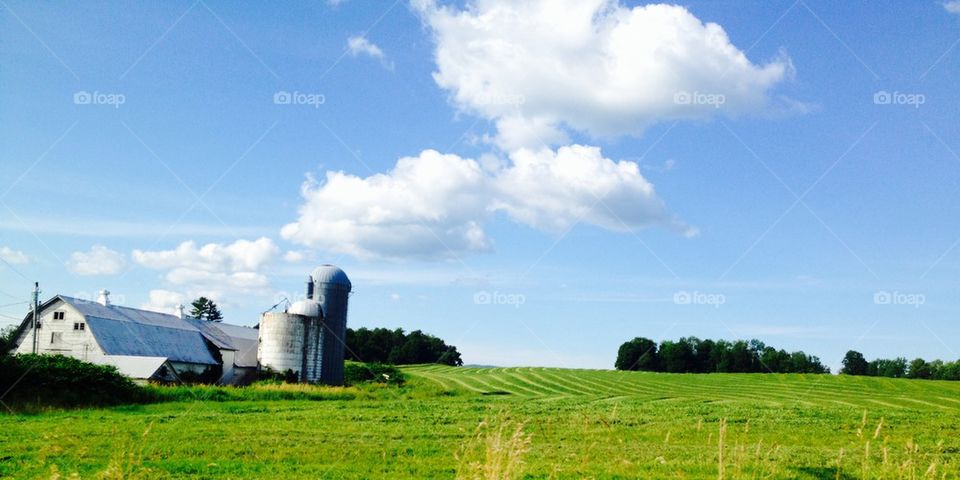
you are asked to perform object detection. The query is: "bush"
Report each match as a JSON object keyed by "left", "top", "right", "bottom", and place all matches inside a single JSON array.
[
  {"left": 258, "top": 367, "right": 300, "bottom": 384},
  {"left": 0, "top": 354, "right": 144, "bottom": 411},
  {"left": 344, "top": 362, "right": 405, "bottom": 386}
]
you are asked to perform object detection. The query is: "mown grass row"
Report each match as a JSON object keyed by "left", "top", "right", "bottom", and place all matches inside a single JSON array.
[
  {"left": 403, "top": 365, "right": 960, "bottom": 410},
  {"left": 3, "top": 365, "right": 960, "bottom": 478}
]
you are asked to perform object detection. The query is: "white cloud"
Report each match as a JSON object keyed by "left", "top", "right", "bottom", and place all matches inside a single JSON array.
[
  {"left": 945, "top": 0, "right": 960, "bottom": 14},
  {"left": 66, "top": 245, "right": 125, "bottom": 276},
  {"left": 141, "top": 289, "right": 186, "bottom": 314},
  {"left": 347, "top": 35, "right": 394, "bottom": 70},
  {"left": 0, "top": 246, "right": 29, "bottom": 265},
  {"left": 390, "top": 293, "right": 401, "bottom": 301},
  {"left": 133, "top": 237, "right": 280, "bottom": 300},
  {"left": 281, "top": 150, "right": 494, "bottom": 260},
  {"left": 133, "top": 237, "right": 278, "bottom": 273},
  {"left": 416, "top": 0, "right": 793, "bottom": 149},
  {"left": 496, "top": 145, "right": 694, "bottom": 235},
  {"left": 283, "top": 250, "right": 306, "bottom": 263},
  {"left": 282, "top": 145, "right": 689, "bottom": 259}
]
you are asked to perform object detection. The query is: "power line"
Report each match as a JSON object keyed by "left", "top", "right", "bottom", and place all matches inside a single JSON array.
[{"left": 0, "top": 256, "right": 30, "bottom": 282}]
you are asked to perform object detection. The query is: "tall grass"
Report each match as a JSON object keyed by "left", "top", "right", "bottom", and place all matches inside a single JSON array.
[{"left": 455, "top": 415, "right": 532, "bottom": 480}]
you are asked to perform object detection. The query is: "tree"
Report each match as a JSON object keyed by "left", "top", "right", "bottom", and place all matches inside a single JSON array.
[
  {"left": 614, "top": 337, "right": 658, "bottom": 371},
  {"left": 659, "top": 339, "right": 696, "bottom": 373},
  {"left": 841, "top": 350, "right": 869, "bottom": 376},
  {"left": 190, "top": 297, "right": 223, "bottom": 322},
  {"left": 868, "top": 358, "right": 907, "bottom": 378},
  {"left": 345, "top": 327, "right": 462, "bottom": 366},
  {"left": 908, "top": 358, "right": 932, "bottom": 379},
  {"left": 0, "top": 325, "right": 19, "bottom": 356}
]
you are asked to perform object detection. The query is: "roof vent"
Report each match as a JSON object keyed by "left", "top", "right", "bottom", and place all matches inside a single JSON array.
[
  {"left": 97, "top": 290, "right": 111, "bottom": 306},
  {"left": 175, "top": 304, "right": 184, "bottom": 319}
]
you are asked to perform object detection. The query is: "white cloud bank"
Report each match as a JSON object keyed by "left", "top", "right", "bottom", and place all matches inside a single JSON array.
[
  {"left": 282, "top": 150, "right": 492, "bottom": 259},
  {"left": 945, "top": 1, "right": 960, "bottom": 14},
  {"left": 282, "top": 146, "right": 691, "bottom": 259},
  {"left": 66, "top": 245, "right": 125, "bottom": 275},
  {"left": 415, "top": 0, "right": 792, "bottom": 149},
  {"left": 133, "top": 237, "right": 280, "bottom": 301}
]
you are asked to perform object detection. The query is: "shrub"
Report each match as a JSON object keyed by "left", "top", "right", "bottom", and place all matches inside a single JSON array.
[
  {"left": 0, "top": 354, "right": 144, "bottom": 411},
  {"left": 344, "top": 362, "right": 405, "bottom": 386}
]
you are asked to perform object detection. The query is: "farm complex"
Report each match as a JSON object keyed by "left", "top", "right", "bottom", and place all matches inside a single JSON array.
[{"left": 8, "top": 265, "right": 352, "bottom": 385}]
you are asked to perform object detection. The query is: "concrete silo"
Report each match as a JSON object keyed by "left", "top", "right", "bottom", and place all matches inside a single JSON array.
[
  {"left": 310, "top": 264, "right": 351, "bottom": 385},
  {"left": 257, "top": 299, "right": 324, "bottom": 383}
]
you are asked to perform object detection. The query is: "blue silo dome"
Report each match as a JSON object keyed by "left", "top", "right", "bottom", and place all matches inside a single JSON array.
[{"left": 311, "top": 264, "right": 351, "bottom": 290}]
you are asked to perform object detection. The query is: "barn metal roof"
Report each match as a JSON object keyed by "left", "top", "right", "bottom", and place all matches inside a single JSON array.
[
  {"left": 59, "top": 296, "right": 255, "bottom": 366},
  {"left": 98, "top": 355, "right": 169, "bottom": 379},
  {"left": 187, "top": 319, "right": 259, "bottom": 368}
]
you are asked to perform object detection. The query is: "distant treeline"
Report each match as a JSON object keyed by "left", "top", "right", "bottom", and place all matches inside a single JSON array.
[
  {"left": 615, "top": 337, "right": 830, "bottom": 374},
  {"left": 840, "top": 350, "right": 960, "bottom": 380},
  {"left": 345, "top": 327, "right": 463, "bottom": 366}
]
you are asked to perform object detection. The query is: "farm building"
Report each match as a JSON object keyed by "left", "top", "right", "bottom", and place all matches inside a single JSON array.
[
  {"left": 7, "top": 265, "right": 352, "bottom": 385},
  {"left": 9, "top": 291, "right": 259, "bottom": 384}
]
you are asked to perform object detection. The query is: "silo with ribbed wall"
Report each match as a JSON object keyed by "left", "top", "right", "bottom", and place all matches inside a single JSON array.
[
  {"left": 310, "top": 265, "right": 351, "bottom": 385},
  {"left": 257, "top": 299, "right": 324, "bottom": 383}
]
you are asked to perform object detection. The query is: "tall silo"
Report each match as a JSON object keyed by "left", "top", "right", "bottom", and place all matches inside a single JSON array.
[
  {"left": 310, "top": 264, "right": 351, "bottom": 385},
  {"left": 257, "top": 299, "right": 323, "bottom": 383}
]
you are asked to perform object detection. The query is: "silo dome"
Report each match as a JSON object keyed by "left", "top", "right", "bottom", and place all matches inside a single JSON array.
[
  {"left": 311, "top": 264, "right": 351, "bottom": 290},
  {"left": 288, "top": 300, "right": 322, "bottom": 318}
]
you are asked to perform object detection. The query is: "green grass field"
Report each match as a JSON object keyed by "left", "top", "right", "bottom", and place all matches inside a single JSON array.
[{"left": 2, "top": 366, "right": 960, "bottom": 479}]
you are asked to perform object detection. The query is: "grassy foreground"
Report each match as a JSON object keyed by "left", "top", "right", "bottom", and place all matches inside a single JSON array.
[{"left": 2, "top": 366, "right": 960, "bottom": 479}]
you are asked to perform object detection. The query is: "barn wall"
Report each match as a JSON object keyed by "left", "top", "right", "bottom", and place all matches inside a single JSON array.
[{"left": 13, "top": 299, "right": 104, "bottom": 360}]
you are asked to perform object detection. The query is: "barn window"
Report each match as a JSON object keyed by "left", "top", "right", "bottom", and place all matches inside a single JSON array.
[
  {"left": 73, "top": 322, "right": 85, "bottom": 331},
  {"left": 50, "top": 332, "right": 62, "bottom": 344},
  {"left": 53, "top": 311, "right": 65, "bottom": 320}
]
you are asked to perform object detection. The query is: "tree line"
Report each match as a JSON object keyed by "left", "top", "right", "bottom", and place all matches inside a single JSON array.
[
  {"left": 840, "top": 350, "right": 960, "bottom": 380},
  {"left": 345, "top": 327, "right": 463, "bottom": 366},
  {"left": 615, "top": 336, "right": 830, "bottom": 374}
]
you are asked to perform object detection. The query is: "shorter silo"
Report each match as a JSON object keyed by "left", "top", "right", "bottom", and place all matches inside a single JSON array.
[{"left": 257, "top": 300, "right": 324, "bottom": 383}]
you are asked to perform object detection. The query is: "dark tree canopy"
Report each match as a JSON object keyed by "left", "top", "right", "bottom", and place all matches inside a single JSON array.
[
  {"left": 614, "top": 337, "right": 658, "bottom": 371},
  {"left": 826, "top": 350, "right": 960, "bottom": 380},
  {"left": 867, "top": 357, "right": 907, "bottom": 378},
  {"left": 615, "top": 336, "right": 830, "bottom": 374},
  {"left": 190, "top": 297, "right": 223, "bottom": 322},
  {"left": 1, "top": 325, "right": 19, "bottom": 356},
  {"left": 346, "top": 327, "right": 463, "bottom": 366},
  {"left": 840, "top": 350, "right": 869, "bottom": 376}
]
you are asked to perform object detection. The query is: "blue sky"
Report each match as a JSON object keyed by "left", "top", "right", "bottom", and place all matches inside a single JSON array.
[{"left": 2, "top": 0, "right": 959, "bottom": 371}]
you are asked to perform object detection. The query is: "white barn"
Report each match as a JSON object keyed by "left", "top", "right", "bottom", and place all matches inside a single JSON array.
[{"left": 9, "top": 292, "right": 258, "bottom": 385}]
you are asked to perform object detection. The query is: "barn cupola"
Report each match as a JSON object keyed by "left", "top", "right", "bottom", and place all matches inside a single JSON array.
[{"left": 175, "top": 304, "right": 185, "bottom": 318}]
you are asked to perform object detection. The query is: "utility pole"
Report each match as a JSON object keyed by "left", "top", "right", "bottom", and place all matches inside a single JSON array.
[{"left": 31, "top": 282, "right": 39, "bottom": 354}]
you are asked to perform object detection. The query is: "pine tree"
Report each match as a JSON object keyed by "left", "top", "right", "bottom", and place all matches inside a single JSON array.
[{"left": 190, "top": 297, "right": 224, "bottom": 322}]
